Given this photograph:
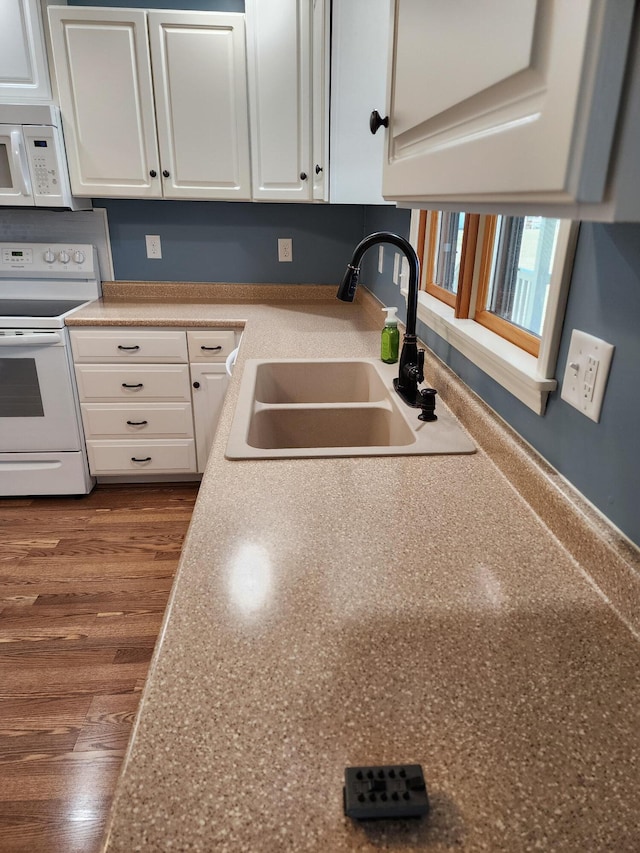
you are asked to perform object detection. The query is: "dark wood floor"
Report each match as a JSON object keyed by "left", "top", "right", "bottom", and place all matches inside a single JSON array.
[{"left": 0, "top": 483, "right": 199, "bottom": 853}]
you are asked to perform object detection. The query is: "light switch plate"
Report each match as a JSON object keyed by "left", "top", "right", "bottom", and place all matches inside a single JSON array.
[{"left": 561, "top": 330, "right": 614, "bottom": 422}]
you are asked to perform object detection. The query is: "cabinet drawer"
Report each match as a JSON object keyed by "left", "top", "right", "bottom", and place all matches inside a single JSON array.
[
  {"left": 187, "top": 329, "right": 236, "bottom": 362},
  {"left": 86, "top": 439, "right": 196, "bottom": 475},
  {"left": 70, "top": 328, "right": 188, "bottom": 362},
  {"left": 75, "top": 364, "right": 191, "bottom": 401},
  {"left": 80, "top": 403, "right": 194, "bottom": 439}
]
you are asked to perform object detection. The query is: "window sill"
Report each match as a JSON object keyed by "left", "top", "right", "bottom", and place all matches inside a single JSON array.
[{"left": 414, "top": 292, "right": 556, "bottom": 415}]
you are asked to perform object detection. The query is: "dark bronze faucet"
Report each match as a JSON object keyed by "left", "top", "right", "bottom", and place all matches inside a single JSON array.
[{"left": 337, "top": 232, "right": 437, "bottom": 420}]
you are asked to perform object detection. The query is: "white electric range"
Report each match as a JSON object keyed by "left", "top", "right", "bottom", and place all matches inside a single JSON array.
[{"left": 0, "top": 242, "right": 102, "bottom": 495}]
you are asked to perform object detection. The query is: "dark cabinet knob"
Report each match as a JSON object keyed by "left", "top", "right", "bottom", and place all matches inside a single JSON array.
[
  {"left": 300, "top": 171, "right": 308, "bottom": 181},
  {"left": 149, "top": 170, "right": 157, "bottom": 178},
  {"left": 163, "top": 170, "right": 170, "bottom": 178},
  {"left": 369, "top": 110, "right": 389, "bottom": 135},
  {"left": 315, "top": 164, "right": 323, "bottom": 175},
  {"left": 193, "top": 381, "right": 200, "bottom": 389}
]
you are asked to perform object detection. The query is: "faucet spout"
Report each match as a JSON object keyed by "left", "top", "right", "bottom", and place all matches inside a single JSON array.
[{"left": 337, "top": 231, "right": 424, "bottom": 408}]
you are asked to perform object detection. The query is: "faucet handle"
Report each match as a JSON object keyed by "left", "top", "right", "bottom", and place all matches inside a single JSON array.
[
  {"left": 418, "top": 387, "right": 437, "bottom": 422},
  {"left": 417, "top": 349, "right": 425, "bottom": 385}
]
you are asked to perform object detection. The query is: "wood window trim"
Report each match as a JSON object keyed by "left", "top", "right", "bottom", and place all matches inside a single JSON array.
[
  {"left": 417, "top": 210, "right": 542, "bottom": 357},
  {"left": 420, "top": 210, "right": 457, "bottom": 309},
  {"left": 473, "top": 215, "right": 541, "bottom": 358},
  {"left": 454, "top": 213, "right": 479, "bottom": 319}
]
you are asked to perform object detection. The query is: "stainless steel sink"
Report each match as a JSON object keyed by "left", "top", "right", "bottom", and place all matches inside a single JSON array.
[{"left": 225, "top": 358, "right": 476, "bottom": 459}]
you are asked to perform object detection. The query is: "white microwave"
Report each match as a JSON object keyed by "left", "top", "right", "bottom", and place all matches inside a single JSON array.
[{"left": 0, "top": 104, "right": 90, "bottom": 210}]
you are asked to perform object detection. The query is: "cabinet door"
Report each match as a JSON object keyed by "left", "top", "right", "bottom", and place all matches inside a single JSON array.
[
  {"left": 48, "top": 7, "right": 161, "bottom": 198},
  {"left": 383, "top": 0, "right": 634, "bottom": 207},
  {"left": 191, "top": 364, "right": 228, "bottom": 473},
  {"left": 330, "top": 0, "right": 391, "bottom": 204},
  {"left": 0, "top": 0, "right": 51, "bottom": 101},
  {"left": 148, "top": 11, "right": 251, "bottom": 201},
  {"left": 246, "top": 0, "right": 312, "bottom": 201}
]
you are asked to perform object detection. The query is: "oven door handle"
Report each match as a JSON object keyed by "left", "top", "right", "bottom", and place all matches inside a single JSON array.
[{"left": 0, "top": 332, "right": 62, "bottom": 347}]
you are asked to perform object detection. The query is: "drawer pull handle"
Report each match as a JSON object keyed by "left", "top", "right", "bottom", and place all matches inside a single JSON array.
[
  {"left": 200, "top": 345, "right": 222, "bottom": 351},
  {"left": 126, "top": 420, "right": 148, "bottom": 426},
  {"left": 131, "top": 456, "right": 152, "bottom": 463},
  {"left": 122, "top": 383, "right": 144, "bottom": 389},
  {"left": 117, "top": 345, "right": 140, "bottom": 351}
]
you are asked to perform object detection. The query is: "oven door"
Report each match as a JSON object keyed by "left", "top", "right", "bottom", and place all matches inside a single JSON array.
[
  {"left": 0, "top": 330, "right": 81, "bottom": 451},
  {"left": 0, "top": 125, "right": 35, "bottom": 206}
]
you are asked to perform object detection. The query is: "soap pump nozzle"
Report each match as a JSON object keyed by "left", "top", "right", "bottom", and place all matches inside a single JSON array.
[{"left": 382, "top": 306, "right": 399, "bottom": 326}]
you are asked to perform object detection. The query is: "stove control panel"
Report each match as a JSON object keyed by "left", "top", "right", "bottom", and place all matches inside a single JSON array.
[{"left": 0, "top": 243, "right": 96, "bottom": 278}]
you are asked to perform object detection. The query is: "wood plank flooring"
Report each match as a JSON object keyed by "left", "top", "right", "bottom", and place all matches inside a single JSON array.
[{"left": 0, "top": 483, "right": 198, "bottom": 853}]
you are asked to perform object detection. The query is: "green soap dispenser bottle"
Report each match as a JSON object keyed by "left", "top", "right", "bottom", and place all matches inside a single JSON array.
[{"left": 381, "top": 307, "right": 400, "bottom": 364}]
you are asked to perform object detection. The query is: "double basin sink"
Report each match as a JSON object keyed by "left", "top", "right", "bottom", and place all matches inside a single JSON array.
[{"left": 225, "top": 358, "right": 475, "bottom": 459}]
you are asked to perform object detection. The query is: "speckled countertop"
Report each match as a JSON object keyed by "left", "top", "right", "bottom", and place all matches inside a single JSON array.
[{"left": 68, "top": 285, "right": 640, "bottom": 852}]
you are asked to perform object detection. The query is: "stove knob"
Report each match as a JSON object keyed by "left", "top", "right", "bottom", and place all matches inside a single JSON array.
[
  {"left": 44, "top": 249, "right": 55, "bottom": 263},
  {"left": 73, "top": 250, "right": 86, "bottom": 264},
  {"left": 58, "top": 250, "right": 70, "bottom": 264}
]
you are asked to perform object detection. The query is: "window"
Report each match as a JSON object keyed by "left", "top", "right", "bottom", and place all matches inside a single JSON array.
[{"left": 409, "top": 210, "right": 578, "bottom": 414}]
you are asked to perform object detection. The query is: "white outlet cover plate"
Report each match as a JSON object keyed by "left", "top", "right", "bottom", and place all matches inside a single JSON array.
[
  {"left": 393, "top": 252, "right": 400, "bottom": 284},
  {"left": 278, "top": 238, "right": 292, "bottom": 262},
  {"left": 560, "top": 329, "right": 614, "bottom": 422},
  {"left": 145, "top": 234, "right": 161, "bottom": 259}
]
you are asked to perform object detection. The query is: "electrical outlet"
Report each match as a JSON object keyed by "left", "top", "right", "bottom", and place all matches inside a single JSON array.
[
  {"left": 400, "top": 257, "right": 409, "bottom": 292},
  {"left": 145, "top": 234, "right": 162, "bottom": 259},
  {"left": 378, "top": 245, "right": 384, "bottom": 274},
  {"left": 278, "top": 238, "right": 293, "bottom": 262},
  {"left": 393, "top": 252, "right": 400, "bottom": 285},
  {"left": 560, "top": 330, "right": 615, "bottom": 422}
]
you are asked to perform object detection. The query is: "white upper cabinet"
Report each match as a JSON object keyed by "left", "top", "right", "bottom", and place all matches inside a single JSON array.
[
  {"left": 383, "top": 0, "right": 640, "bottom": 221},
  {"left": 48, "top": 7, "right": 159, "bottom": 198},
  {"left": 245, "top": 0, "right": 328, "bottom": 202},
  {"left": 148, "top": 11, "right": 250, "bottom": 200},
  {"left": 47, "top": 6, "right": 251, "bottom": 200},
  {"left": 330, "top": 0, "right": 392, "bottom": 204},
  {"left": 0, "top": 0, "right": 52, "bottom": 102}
]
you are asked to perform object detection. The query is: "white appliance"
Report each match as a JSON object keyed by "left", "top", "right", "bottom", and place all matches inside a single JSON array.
[
  {"left": 0, "top": 104, "right": 90, "bottom": 209},
  {"left": 0, "top": 242, "right": 101, "bottom": 495}
]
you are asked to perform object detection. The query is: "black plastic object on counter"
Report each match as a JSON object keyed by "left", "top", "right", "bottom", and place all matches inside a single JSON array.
[{"left": 343, "top": 764, "right": 429, "bottom": 820}]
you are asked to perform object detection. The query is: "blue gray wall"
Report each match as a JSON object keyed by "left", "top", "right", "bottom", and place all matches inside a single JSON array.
[
  {"left": 99, "top": 200, "right": 364, "bottom": 283},
  {"left": 362, "top": 206, "right": 640, "bottom": 548}
]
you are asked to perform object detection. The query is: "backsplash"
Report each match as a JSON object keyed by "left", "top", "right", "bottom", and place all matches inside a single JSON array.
[
  {"left": 0, "top": 208, "right": 113, "bottom": 280},
  {"left": 97, "top": 199, "right": 366, "bottom": 283}
]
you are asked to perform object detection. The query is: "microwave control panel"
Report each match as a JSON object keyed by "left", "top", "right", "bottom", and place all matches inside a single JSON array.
[{"left": 22, "top": 125, "right": 64, "bottom": 203}]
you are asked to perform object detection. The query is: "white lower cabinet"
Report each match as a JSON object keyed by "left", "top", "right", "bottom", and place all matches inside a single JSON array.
[
  {"left": 74, "top": 364, "right": 191, "bottom": 402},
  {"left": 70, "top": 326, "right": 237, "bottom": 479},
  {"left": 86, "top": 440, "right": 196, "bottom": 476},
  {"left": 191, "top": 364, "right": 228, "bottom": 473},
  {"left": 80, "top": 403, "right": 194, "bottom": 439}
]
